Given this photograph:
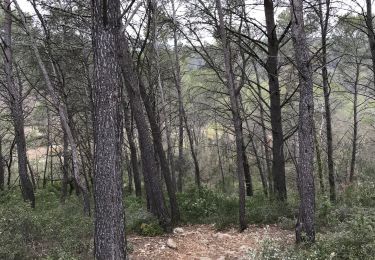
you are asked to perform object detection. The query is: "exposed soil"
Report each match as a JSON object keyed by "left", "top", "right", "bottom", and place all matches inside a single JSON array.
[{"left": 128, "top": 224, "right": 294, "bottom": 260}]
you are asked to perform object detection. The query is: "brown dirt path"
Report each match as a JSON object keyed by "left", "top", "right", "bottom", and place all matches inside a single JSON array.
[{"left": 128, "top": 224, "right": 294, "bottom": 260}]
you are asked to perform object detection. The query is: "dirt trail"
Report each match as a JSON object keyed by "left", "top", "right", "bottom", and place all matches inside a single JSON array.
[{"left": 128, "top": 224, "right": 294, "bottom": 260}]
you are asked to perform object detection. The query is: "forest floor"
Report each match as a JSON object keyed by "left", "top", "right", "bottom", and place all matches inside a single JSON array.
[{"left": 128, "top": 224, "right": 294, "bottom": 260}]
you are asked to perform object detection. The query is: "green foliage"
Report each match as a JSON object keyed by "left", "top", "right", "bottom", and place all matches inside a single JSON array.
[
  {"left": 247, "top": 194, "right": 296, "bottom": 225},
  {"left": 124, "top": 195, "right": 164, "bottom": 236},
  {"left": 0, "top": 187, "right": 92, "bottom": 259},
  {"left": 178, "top": 187, "right": 296, "bottom": 230},
  {"left": 251, "top": 180, "right": 375, "bottom": 260}
]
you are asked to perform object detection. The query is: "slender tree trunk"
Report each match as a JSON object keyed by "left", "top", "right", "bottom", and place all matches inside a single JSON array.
[
  {"left": 14, "top": 0, "right": 90, "bottom": 215},
  {"left": 242, "top": 140, "right": 253, "bottom": 196},
  {"left": 264, "top": 0, "right": 287, "bottom": 201},
  {"left": 318, "top": 0, "right": 336, "bottom": 202},
  {"left": 119, "top": 33, "right": 170, "bottom": 230},
  {"left": 43, "top": 107, "right": 50, "bottom": 188},
  {"left": 3, "top": 0, "right": 35, "bottom": 207},
  {"left": 254, "top": 62, "right": 273, "bottom": 194},
  {"left": 138, "top": 79, "right": 180, "bottom": 223},
  {"left": 7, "top": 138, "right": 15, "bottom": 188},
  {"left": 214, "top": 116, "right": 226, "bottom": 193},
  {"left": 171, "top": 0, "right": 185, "bottom": 193},
  {"left": 183, "top": 110, "right": 201, "bottom": 189},
  {"left": 0, "top": 138, "right": 4, "bottom": 191},
  {"left": 314, "top": 125, "right": 324, "bottom": 193},
  {"left": 349, "top": 60, "right": 360, "bottom": 182},
  {"left": 124, "top": 107, "right": 142, "bottom": 197},
  {"left": 366, "top": 0, "right": 375, "bottom": 88},
  {"left": 61, "top": 129, "right": 69, "bottom": 203},
  {"left": 291, "top": 0, "right": 316, "bottom": 243},
  {"left": 92, "top": 0, "right": 126, "bottom": 258},
  {"left": 124, "top": 148, "right": 133, "bottom": 194},
  {"left": 216, "top": 0, "right": 247, "bottom": 231},
  {"left": 26, "top": 159, "right": 36, "bottom": 190},
  {"left": 156, "top": 55, "right": 177, "bottom": 190}
]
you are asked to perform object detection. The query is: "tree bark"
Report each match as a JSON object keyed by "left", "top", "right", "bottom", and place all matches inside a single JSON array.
[
  {"left": 0, "top": 137, "right": 4, "bottom": 191},
  {"left": 118, "top": 33, "right": 171, "bottom": 230},
  {"left": 92, "top": 0, "right": 126, "bottom": 258},
  {"left": 264, "top": 0, "right": 287, "bottom": 201},
  {"left": 318, "top": 0, "right": 336, "bottom": 202},
  {"left": 171, "top": 0, "right": 185, "bottom": 193},
  {"left": 3, "top": 0, "right": 35, "bottom": 207},
  {"left": 183, "top": 110, "right": 201, "bottom": 190},
  {"left": 253, "top": 62, "right": 273, "bottom": 194},
  {"left": 123, "top": 107, "right": 142, "bottom": 197},
  {"left": 290, "top": 0, "right": 316, "bottom": 243},
  {"left": 216, "top": 0, "right": 247, "bottom": 231},
  {"left": 366, "top": 0, "right": 375, "bottom": 88},
  {"left": 314, "top": 125, "right": 324, "bottom": 193},
  {"left": 349, "top": 59, "right": 360, "bottom": 182}
]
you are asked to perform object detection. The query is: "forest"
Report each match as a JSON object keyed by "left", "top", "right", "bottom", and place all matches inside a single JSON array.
[{"left": 0, "top": 0, "right": 375, "bottom": 259}]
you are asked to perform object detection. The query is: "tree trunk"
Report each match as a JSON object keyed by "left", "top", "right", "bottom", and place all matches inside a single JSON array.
[
  {"left": 264, "top": 0, "right": 287, "bottom": 201},
  {"left": 254, "top": 62, "right": 273, "bottom": 194},
  {"left": 61, "top": 129, "right": 69, "bottom": 203},
  {"left": 171, "top": 0, "right": 185, "bottom": 193},
  {"left": 216, "top": 0, "right": 247, "bottom": 231},
  {"left": 123, "top": 107, "right": 142, "bottom": 197},
  {"left": 214, "top": 116, "right": 226, "bottom": 193},
  {"left": 291, "top": 0, "right": 316, "bottom": 243},
  {"left": 118, "top": 33, "right": 171, "bottom": 230},
  {"left": 138, "top": 79, "right": 180, "bottom": 223},
  {"left": 3, "top": 0, "right": 35, "bottom": 207},
  {"left": 7, "top": 138, "right": 16, "bottom": 188},
  {"left": 156, "top": 56, "right": 177, "bottom": 190},
  {"left": 92, "top": 0, "right": 126, "bottom": 258},
  {"left": 318, "top": 0, "right": 336, "bottom": 202},
  {"left": 349, "top": 60, "right": 360, "bottom": 182},
  {"left": 183, "top": 110, "right": 201, "bottom": 190},
  {"left": 0, "top": 137, "right": 4, "bottom": 191},
  {"left": 314, "top": 125, "right": 324, "bottom": 193},
  {"left": 14, "top": 0, "right": 91, "bottom": 216},
  {"left": 366, "top": 0, "right": 375, "bottom": 88}
]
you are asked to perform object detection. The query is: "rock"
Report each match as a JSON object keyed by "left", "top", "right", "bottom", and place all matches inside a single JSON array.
[
  {"left": 216, "top": 257, "right": 226, "bottom": 260},
  {"left": 173, "top": 227, "right": 185, "bottom": 234},
  {"left": 213, "top": 233, "right": 232, "bottom": 239},
  {"left": 201, "top": 238, "right": 209, "bottom": 245},
  {"left": 166, "top": 238, "right": 177, "bottom": 249},
  {"left": 239, "top": 245, "right": 249, "bottom": 251},
  {"left": 199, "top": 257, "right": 212, "bottom": 260}
]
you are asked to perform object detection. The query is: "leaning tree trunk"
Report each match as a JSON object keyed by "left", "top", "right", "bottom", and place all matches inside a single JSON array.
[
  {"left": 14, "top": 0, "right": 90, "bottom": 215},
  {"left": 264, "top": 0, "right": 287, "bottom": 201},
  {"left": 119, "top": 34, "right": 170, "bottom": 230},
  {"left": 216, "top": 0, "right": 247, "bottom": 231},
  {"left": 290, "top": 0, "right": 316, "bottom": 243},
  {"left": 3, "top": 0, "right": 35, "bottom": 207},
  {"left": 183, "top": 110, "right": 201, "bottom": 190},
  {"left": 91, "top": 0, "right": 126, "bottom": 258}
]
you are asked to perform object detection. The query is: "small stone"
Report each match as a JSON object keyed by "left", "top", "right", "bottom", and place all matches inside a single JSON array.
[
  {"left": 199, "top": 257, "right": 212, "bottom": 260},
  {"left": 166, "top": 238, "right": 177, "bottom": 249},
  {"left": 217, "top": 233, "right": 232, "bottom": 239},
  {"left": 216, "top": 256, "right": 226, "bottom": 260},
  {"left": 201, "top": 239, "right": 209, "bottom": 245},
  {"left": 173, "top": 227, "right": 185, "bottom": 234},
  {"left": 239, "top": 245, "right": 249, "bottom": 251}
]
